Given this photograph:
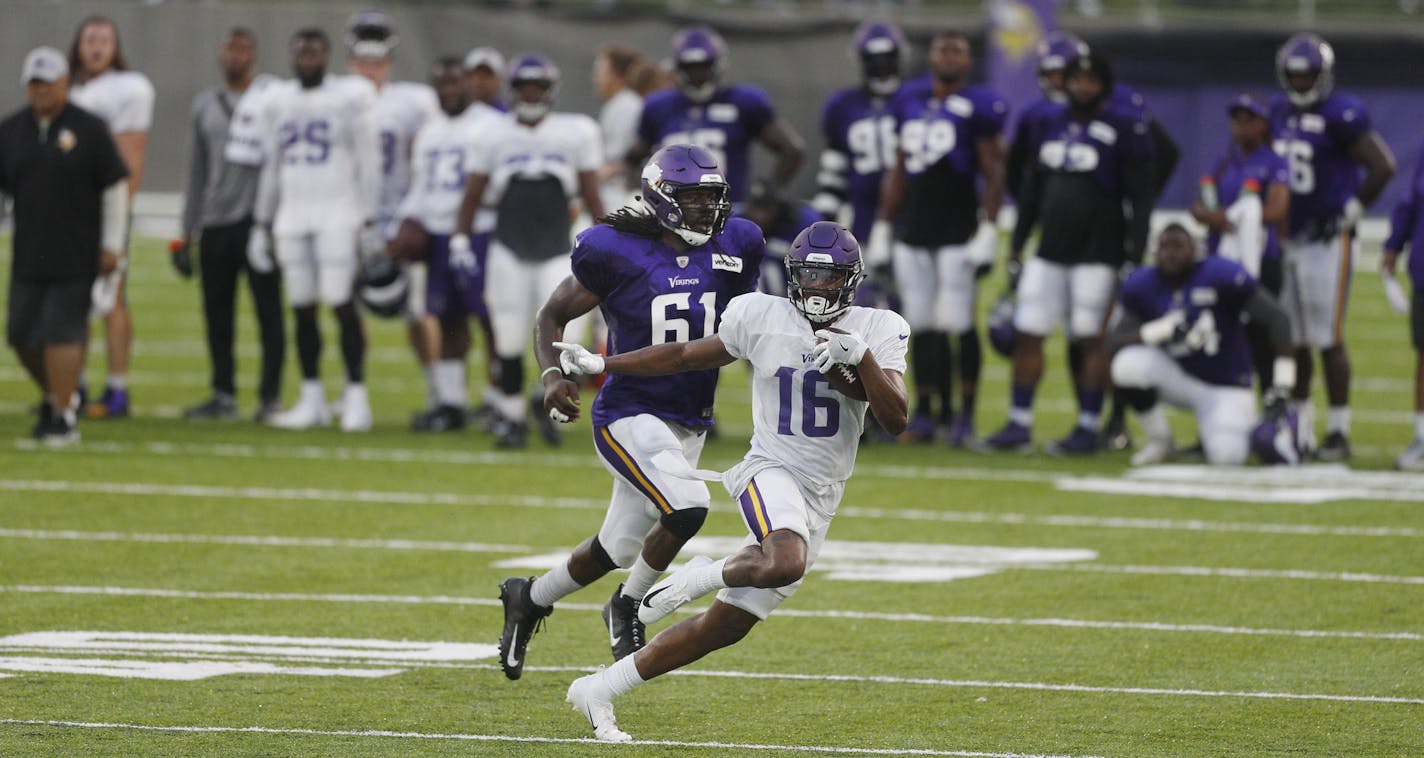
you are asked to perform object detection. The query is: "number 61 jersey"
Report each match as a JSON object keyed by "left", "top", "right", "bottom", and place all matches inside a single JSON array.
[{"left": 572, "top": 216, "right": 764, "bottom": 429}]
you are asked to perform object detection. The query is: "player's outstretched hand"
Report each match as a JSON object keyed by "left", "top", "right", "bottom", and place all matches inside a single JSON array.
[
  {"left": 553, "top": 341, "right": 606, "bottom": 375},
  {"left": 812, "top": 328, "right": 868, "bottom": 373}
]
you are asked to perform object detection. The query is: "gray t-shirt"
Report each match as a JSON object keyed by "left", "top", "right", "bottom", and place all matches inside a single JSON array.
[{"left": 181, "top": 78, "right": 271, "bottom": 233}]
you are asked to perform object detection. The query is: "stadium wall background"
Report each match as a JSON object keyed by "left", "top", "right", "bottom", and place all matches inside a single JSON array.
[{"left": 2, "top": 1, "right": 1420, "bottom": 215}]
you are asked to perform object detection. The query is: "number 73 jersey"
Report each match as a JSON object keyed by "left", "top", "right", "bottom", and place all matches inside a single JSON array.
[
  {"left": 719, "top": 293, "right": 910, "bottom": 486},
  {"left": 572, "top": 217, "right": 765, "bottom": 429}
]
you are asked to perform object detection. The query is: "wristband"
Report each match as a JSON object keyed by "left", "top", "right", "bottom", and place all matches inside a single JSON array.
[{"left": 540, "top": 366, "right": 565, "bottom": 381}]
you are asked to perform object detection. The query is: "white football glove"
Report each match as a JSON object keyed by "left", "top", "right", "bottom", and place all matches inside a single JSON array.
[
  {"left": 865, "top": 219, "right": 893, "bottom": 268},
  {"left": 1139, "top": 310, "right": 1186, "bottom": 346},
  {"left": 247, "top": 225, "right": 275, "bottom": 274},
  {"left": 812, "top": 328, "right": 868, "bottom": 373},
  {"left": 449, "top": 233, "right": 478, "bottom": 274},
  {"left": 966, "top": 218, "right": 998, "bottom": 278},
  {"left": 89, "top": 263, "right": 125, "bottom": 319},
  {"left": 552, "top": 341, "right": 605, "bottom": 375},
  {"left": 1337, "top": 196, "right": 1364, "bottom": 231}
]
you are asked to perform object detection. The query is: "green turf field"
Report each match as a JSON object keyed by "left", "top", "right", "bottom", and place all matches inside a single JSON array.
[{"left": 1, "top": 236, "right": 1420, "bottom": 756}]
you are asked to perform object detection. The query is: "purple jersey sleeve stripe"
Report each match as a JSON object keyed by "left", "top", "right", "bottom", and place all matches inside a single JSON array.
[
  {"left": 738, "top": 479, "right": 772, "bottom": 542},
  {"left": 595, "top": 426, "right": 675, "bottom": 515}
]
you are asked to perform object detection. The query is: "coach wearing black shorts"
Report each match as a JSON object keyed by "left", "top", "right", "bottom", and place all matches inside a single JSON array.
[{"left": 1, "top": 47, "right": 129, "bottom": 444}]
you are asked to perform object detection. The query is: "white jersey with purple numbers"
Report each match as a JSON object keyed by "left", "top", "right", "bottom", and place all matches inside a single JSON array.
[
  {"left": 257, "top": 75, "right": 379, "bottom": 235},
  {"left": 397, "top": 111, "right": 481, "bottom": 235},
  {"left": 468, "top": 111, "right": 602, "bottom": 201},
  {"left": 718, "top": 293, "right": 910, "bottom": 488},
  {"left": 373, "top": 81, "right": 440, "bottom": 233},
  {"left": 70, "top": 69, "right": 155, "bottom": 135}
]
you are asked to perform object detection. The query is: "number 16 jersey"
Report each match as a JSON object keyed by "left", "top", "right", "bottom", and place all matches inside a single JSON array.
[{"left": 572, "top": 216, "right": 764, "bottom": 429}]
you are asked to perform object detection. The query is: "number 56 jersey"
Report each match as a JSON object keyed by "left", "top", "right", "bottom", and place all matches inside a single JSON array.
[
  {"left": 573, "top": 216, "right": 765, "bottom": 429},
  {"left": 719, "top": 293, "right": 910, "bottom": 487}
]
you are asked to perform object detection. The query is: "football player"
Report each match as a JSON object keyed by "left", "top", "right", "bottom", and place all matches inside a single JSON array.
[
  {"left": 452, "top": 52, "right": 604, "bottom": 448},
  {"left": 1112, "top": 223, "right": 1296, "bottom": 465},
  {"left": 251, "top": 28, "right": 379, "bottom": 431},
  {"left": 629, "top": 25, "right": 804, "bottom": 203},
  {"left": 67, "top": 16, "right": 155, "bottom": 418},
  {"left": 461, "top": 46, "right": 506, "bottom": 112},
  {"left": 1270, "top": 33, "right": 1397, "bottom": 460},
  {"left": 867, "top": 30, "right": 1008, "bottom": 446},
  {"left": 491, "top": 145, "right": 763, "bottom": 680},
  {"left": 551, "top": 221, "right": 909, "bottom": 742},
  {"left": 1383, "top": 140, "right": 1424, "bottom": 470},
  {"left": 1190, "top": 94, "right": 1292, "bottom": 393},
  {"left": 344, "top": 10, "right": 444, "bottom": 424},
  {"left": 980, "top": 54, "right": 1153, "bottom": 456}
]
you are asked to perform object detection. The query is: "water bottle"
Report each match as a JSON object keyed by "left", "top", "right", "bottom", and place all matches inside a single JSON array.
[{"left": 1199, "top": 175, "right": 1219, "bottom": 210}]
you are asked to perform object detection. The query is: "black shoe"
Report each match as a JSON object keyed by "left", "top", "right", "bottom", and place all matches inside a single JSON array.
[
  {"left": 1317, "top": 431, "right": 1351, "bottom": 462},
  {"left": 411, "top": 404, "right": 466, "bottom": 432},
  {"left": 252, "top": 398, "right": 282, "bottom": 424},
  {"left": 184, "top": 394, "right": 239, "bottom": 420},
  {"left": 497, "top": 576, "right": 552, "bottom": 680},
  {"left": 31, "top": 397, "right": 55, "bottom": 439},
  {"left": 1102, "top": 410, "right": 1132, "bottom": 452},
  {"left": 529, "top": 395, "right": 562, "bottom": 446},
  {"left": 36, "top": 411, "right": 79, "bottom": 447},
  {"left": 601, "top": 584, "right": 646, "bottom": 662},
  {"left": 467, "top": 402, "right": 500, "bottom": 432},
  {"left": 494, "top": 420, "right": 528, "bottom": 449}
]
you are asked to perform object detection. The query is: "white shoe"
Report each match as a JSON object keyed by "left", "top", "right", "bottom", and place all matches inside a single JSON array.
[
  {"left": 638, "top": 555, "right": 713, "bottom": 625},
  {"left": 1397, "top": 438, "right": 1424, "bottom": 471},
  {"left": 268, "top": 382, "right": 330, "bottom": 430},
  {"left": 566, "top": 673, "right": 631, "bottom": 742},
  {"left": 1130, "top": 435, "right": 1175, "bottom": 466},
  {"left": 339, "top": 384, "right": 372, "bottom": 432}
]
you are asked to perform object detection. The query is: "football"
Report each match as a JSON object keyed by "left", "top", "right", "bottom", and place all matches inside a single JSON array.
[
  {"left": 820, "top": 327, "right": 868, "bottom": 401},
  {"left": 386, "top": 218, "right": 430, "bottom": 262}
]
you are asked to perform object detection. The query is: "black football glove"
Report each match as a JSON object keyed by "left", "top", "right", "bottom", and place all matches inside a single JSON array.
[{"left": 169, "top": 239, "right": 194, "bottom": 279}]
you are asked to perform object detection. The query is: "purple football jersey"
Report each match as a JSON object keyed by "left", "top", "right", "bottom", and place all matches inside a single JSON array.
[
  {"left": 573, "top": 216, "right": 765, "bottom": 428},
  {"left": 1120, "top": 256, "right": 1258, "bottom": 388},
  {"left": 819, "top": 85, "right": 899, "bottom": 241},
  {"left": 1385, "top": 145, "right": 1424, "bottom": 285},
  {"left": 889, "top": 81, "right": 1009, "bottom": 246},
  {"left": 1269, "top": 92, "right": 1373, "bottom": 237},
  {"left": 637, "top": 84, "right": 776, "bottom": 202},
  {"left": 1206, "top": 143, "right": 1291, "bottom": 260}
]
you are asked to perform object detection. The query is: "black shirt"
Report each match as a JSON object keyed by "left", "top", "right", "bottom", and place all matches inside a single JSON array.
[{"left": 0, "top": 102, "right": 128, "bottom": 281}]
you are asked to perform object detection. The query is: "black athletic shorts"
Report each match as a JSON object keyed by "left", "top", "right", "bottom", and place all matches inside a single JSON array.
[{"left": 6, "top": 277, "right": 91, "bottom": 350}]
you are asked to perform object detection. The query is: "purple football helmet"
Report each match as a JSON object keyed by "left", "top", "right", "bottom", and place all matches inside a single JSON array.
[
  {"left": 1036, "top": 31, "right": 1089, "bottom": 100},
  {"left": 1251, "top": 408, "right": 1303, "bottom": 466},
  {"left": 640, "top": 144, "right": 731, "bottom": 247},
  {"left": 1276, "top": 33, "right": 1335, "bottom": 108},
  {"left": 786, "top": 221, "right": 865, "bottom": 323},
  {"left": 508, "top": 52, "right": 560, "bottom": 122},
  {"left": 852, "top": 21, "right": 905, "bottom": 97},
  {"left": 671, "top": 25, "right": 726, "bottom": 103},
  {"left": 987, "top": 293, "right": 1017, "bottom": 358}
]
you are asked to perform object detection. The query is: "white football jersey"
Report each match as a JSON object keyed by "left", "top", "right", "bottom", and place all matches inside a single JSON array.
[
  {"left": 70, "top": 69, "right": 155, "bottom": 134},
  {"left": 224, "top": 74, "right": 280, "bottom": 167},
  {"left": 397, "top": 111, "right": 482, "bottom": 235},
  {"left": 254, "top": 75, "right": 379, "bottom": 234},
  {"left": 457, "top": 103, "right": 506, "bottom": 234},
  {"left": 468, "top": 111, "right": 602, "bottom": 201},
  {"left": 372, "top": 81, "right": 440, "bottom": 231},
  {"left": 718, "top": 293, "right": 910, "bottom": 486}
]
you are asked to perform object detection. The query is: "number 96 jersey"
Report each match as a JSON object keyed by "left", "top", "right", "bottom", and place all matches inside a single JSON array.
[
  {"left": 719, "top": 292, "right": 910, "bottom": 487},
  {"left": 572, "top": 217, "right": 764, "bottom": 429}
]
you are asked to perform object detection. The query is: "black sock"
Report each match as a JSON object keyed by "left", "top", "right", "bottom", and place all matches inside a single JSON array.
[
  {"left": 333, "top": 301, "right": 365, "bottom": 384},
  {"left": 294, "top": 306, "right": 321, "bottom": 380}
]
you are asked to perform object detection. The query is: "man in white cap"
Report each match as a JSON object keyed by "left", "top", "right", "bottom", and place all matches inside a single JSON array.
[
  {"left": 462, "top": 47, "right": 506, "bottom": 113},
  {"left": 0, "top": 47, "right": 129, "bottom": 443}
]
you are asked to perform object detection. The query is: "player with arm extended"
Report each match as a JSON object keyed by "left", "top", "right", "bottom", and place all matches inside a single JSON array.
[
  {"left": 1384, "top": 143, "right": 1424, "bottom": 470},
  {"left": 252, "top": 28, "right": 380, "bottom": 432},
  {"left": 1269, "top": 33, "right": 1397, "bottom": 461},
  {"left": 868, "top": 29, "right": 1008, "bottom": 446},
  {"left": 628, "top": 25, "right": 804, "bottom": 203},
  {"left": 1111, "top": 223, "right": 1298, "bottom": 466},
  {"left": 491, "top": 144, "right": 762, "bottom": 680},
  {"left": 979, "top": 53, "right": 1153, "bottom": 456},
  {"left": 551, "top": 220, "right": 907, "bottom": 741},
  {"left": 67, "top": 15, "right": 154, "bottom": 419}
]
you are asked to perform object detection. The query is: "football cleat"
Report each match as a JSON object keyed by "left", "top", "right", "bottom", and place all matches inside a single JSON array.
[
  {"left": 183, "top": 394, "right": 239, "bottom": 421},
  {"left": 946, "top": 415, "right": 975, "bottom": 448},
  {"left": 1101, "top": 406, "right": 1133, "bottom": 452},
  {"left": 36, "top": 411, "right": 79, "bottom": 447},
  {"left": 566, "top": 671, "right": 632, "bottom": 742},
  {"left": 411, "top": 404, "right": 466, "bottom": 433},
  {"left": 1130, "top": 435, "right": 1175, "bottom": 466},
  {"left": 1316, "top": 431, "right": 1351, "bottom": 462},
  {"left": 268, "top": 385, "right": 331, "bottom": 430},
  {"left": 497, "top": 576, "right": 552, "bottom": 680},
  {"left": 467, "top": 402, "right": 500, "bottom": 432},
  {"left": 638, "top": 555, "right": 713, "bottom": 625},
  {"left": 1396, "top": 439, "right": 1424, "bottom": 471},
  {"left": 897, "top": 413, "right": 936, "bottom": 444},
  {"left": 494, "top": 420, "right": 529, "bottom": 449},
  {"left": 86, "top": 386, "right": 129, "bottom": 419},
  {"left": 339, "top": 385, "right": 372, "bottom": 432},
  {"left": 974, "top": 421, "right": 1033, "bottom": 454},
  {"left": 601, "top": 584, "right": 646, "bottom": 662},
  {"left": 1045, "top": 425, "right": 1101, "bottom": 456},
  {"left": 252, "top": 398, "right": 282, "bottom": 424}
]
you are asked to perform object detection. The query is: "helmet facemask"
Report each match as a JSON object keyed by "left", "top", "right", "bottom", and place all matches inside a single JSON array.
[{"left": 786, "top": 256, "right": 862, "bottom": 324}]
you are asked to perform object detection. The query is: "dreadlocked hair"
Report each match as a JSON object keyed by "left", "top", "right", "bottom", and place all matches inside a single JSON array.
[{"left": 598, "top": 198, "right": 664, "bottom": 238}]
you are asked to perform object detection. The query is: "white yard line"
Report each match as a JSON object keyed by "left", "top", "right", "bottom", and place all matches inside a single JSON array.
[
  {"left": 1032, "top": 563, "right": 1424, "bottom": 584},
  {"left": 4, "top": 585, "right": 1418, "bottom": 642},
  {"left": 0, "top": 719, "right": 1093, "bottom": 757},
  {"left": 0, "top": 529, "right": 527, "bottom": 554}
]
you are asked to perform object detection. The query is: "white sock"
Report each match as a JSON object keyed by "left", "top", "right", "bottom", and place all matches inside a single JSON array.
[
  {"left": 107, "top": 374, "right": 128, "bottom": 390},
  {"left": 435, "top": 360, "right": 467, "bottom": 407},
  {"left": 687, "top": 557, "right": 729, "bottom": 598},
  {"left": 1077, "top": 411, "right": 1100, "bottom": 430},
  {"left": 529, "top": 561, "right": 582, "bottom": 608},
  {"left": 489, "top": 387, "right": 524, "bottom": 422},
  {"left": 1327, "top": 406, "right": 1350, "bottom": 435},
  {"left": 621, "top": 556, "right": 663, "bottom": 601},
  {"left": 423, "top": 365, "right": 439, "bottom": 408},
  {"left": 480, "top": 385, "right": 505, "bottom": 409},
  {"left": 600, "top": 653, "right": 646, "bottom": 698},
  {"left": 1139, "top": 405, "right": 1171, "bottom": 442},
  {"left": 1415, "top": 412, "right": 1424, "bottom": 441},
  {"left": 1008, "top": 407, "right": 1033, "bottom": 427}
]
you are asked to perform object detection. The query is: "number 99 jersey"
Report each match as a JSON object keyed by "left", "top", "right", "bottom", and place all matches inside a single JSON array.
[
  {"left": 572, "top": 216, "right": 764, "bottom": 429},
  {"left": 718, "top": 292, "right": 909, "bottom": 487}
]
